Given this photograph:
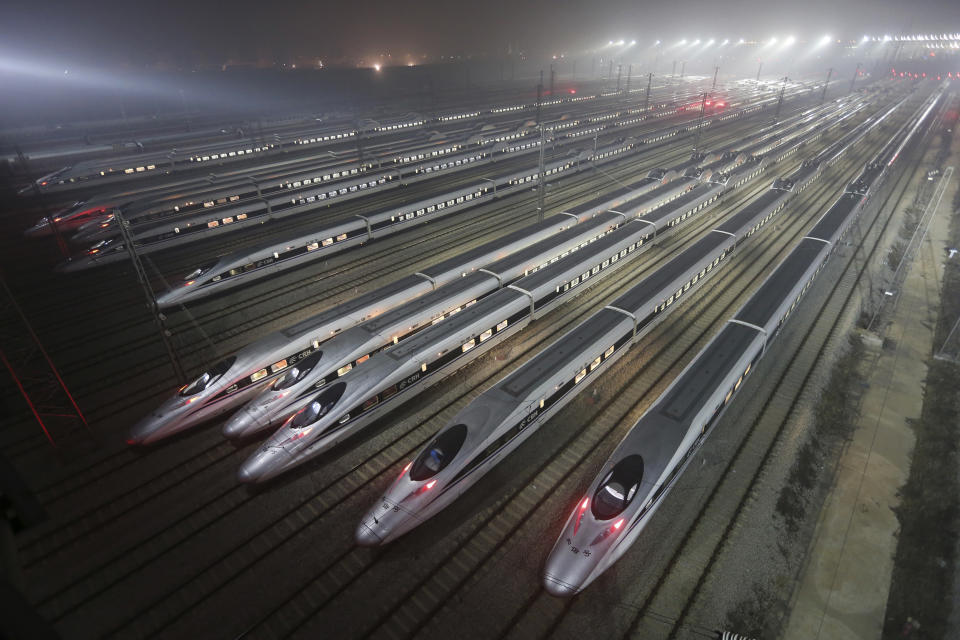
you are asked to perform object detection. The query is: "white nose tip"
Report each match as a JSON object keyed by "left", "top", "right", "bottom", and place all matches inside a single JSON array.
[
  {"left": 542, "top": 573, "right": 578, "bottom": 598},
  {"left": 354, "top": 522, "right": 383, "bottom": 547}
]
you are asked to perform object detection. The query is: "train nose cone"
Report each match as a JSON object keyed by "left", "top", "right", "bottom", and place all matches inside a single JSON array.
[
  {"left": 354, "top": 521, "right": 384, "bottom": 547},
  {"left": 155, "top": 288, "right": 182, "bottom": 309},
  {"left": 126, "top": 415, "right": 165, "bottom": 446},
  {"left": 542, "top": 573, "right": 579, "bottom": 598},
  {"left": 236, "top": 447, "right": 289, "bottom": 484},
  {"left": 222, "top": 406, "right": 268, "bottom": 439}
]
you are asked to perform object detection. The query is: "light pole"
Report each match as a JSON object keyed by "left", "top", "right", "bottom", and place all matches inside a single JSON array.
[
  {"left": 775, "top": 76, "right": 788, "bottom": 120},
  {"left": 693, "top": 92, "right": 708, "bottom": 152},
  {"left": 850, "top": 62, "right": 862, "bottom": 93},
  {"left": 821, "top": 68, "right": 833, "bottom": 102},
  {"left": 644, "top": 72, "right": 653, "bottom": 112}
]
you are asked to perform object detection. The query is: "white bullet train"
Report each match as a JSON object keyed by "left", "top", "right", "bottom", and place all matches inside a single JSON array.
[{"left": 541, "top": 90, "right": 939, "bottom": 597}]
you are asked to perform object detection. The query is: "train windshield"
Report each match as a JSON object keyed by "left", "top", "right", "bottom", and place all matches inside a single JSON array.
[
  {"left": 183, "top": 259, "right": 220, "bottom": 282},
  {"left": 592, "top": 455, "right": 645, "bottom": 520},
  {"left": 289, "top": 382, "right": 345, "bottom": 429},
  {"left": 410, "top": 424, "right": 468, "bottom": 481},
  {"left": 274, "top": 350, "right": 325, "bottom": 390},
  {"left": 178, "top": 356, "right": 237, "bottom": 396}
]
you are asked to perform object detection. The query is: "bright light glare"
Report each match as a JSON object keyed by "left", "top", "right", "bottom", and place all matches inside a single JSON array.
[
  {"left": 819, "top": 35, "right": 832, "bottom": 46},
  {"left": 721, "top": 39, "right": 729, "bottom": 45},
  {"left": 629, "top": 40, "right": 637, "bottom": 46},
  {"left": 783, "top": 36, "right": 796, "bottom": 47},
  {"left": 692, "top": 39, "right": 701, "bottom": 45},
  {"left": 373, "top": 63, "right": 381, "bottom": 71},
  {"left": 738, "top": 38, "right": 745, "bottom": 45},
  {"left": 767, "top": 37, "right": 778, "bottom": 46}
]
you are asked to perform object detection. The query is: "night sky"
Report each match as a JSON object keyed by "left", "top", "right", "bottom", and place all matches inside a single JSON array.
[{"left": 2, "top": 0, "right": 959, "bottom": 66}]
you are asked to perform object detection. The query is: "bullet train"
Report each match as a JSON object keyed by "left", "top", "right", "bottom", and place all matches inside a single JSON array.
[
  {"left": 351, "top": 98, "right": 885, "bottom": 545},
  {"left": 541, "top": 90, "right": 940, "bottom": 597}
]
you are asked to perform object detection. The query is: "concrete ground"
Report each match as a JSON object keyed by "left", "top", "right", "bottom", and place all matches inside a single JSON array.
[{"left": 782, "top": 166, "right": 956, "bottom": 640}]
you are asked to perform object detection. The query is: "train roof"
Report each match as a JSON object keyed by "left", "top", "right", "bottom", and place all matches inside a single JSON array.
[
  {"left": 806, "top": 193, "right": 862, "bottom": 243},
  {"left": 714, "top": 188, "right": 782, "bottom": 235},
  {"left": 733, "top": 240, "right": 824, "bottom": 328},
  {"left": 417, "top": 215, "right": 575, "bottom": 280},
  {"left": 501, "top": 311, "right": 625, "bottom": 399},
  {"left": 612, "top": 232, "right": 723, "bottom": 313},
  {"left": 279, "top": 273, "right": 427, "bottom": 339},
  {"left": 658, "top": 322, "right": 759, "bottom": 423}
]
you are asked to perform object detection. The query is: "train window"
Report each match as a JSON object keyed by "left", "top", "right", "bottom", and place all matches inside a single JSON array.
[
  {"left": 590, "top": 356, "right": 601, "bottom": 371},
  {"left": 289, "top": 382, "right": 346, "bottom": 429},
  {"left": 605, "top": 346, "right": 615, "bottom": 358},
  {"left": 461, "top": 339, "right": 476, "bottom": 353},
  {"left": 275, "top": 351, "right": 324, "bottom": 390},
  {"left": 337, "top": 364, "right": 352, "bottom": 377},
  {"left": 592, "top": 455, "right": 645, "bottom": 520},
  {"left": 479, "top": 329, "right": 493, "bottom": 343},
  {"left": 179, "top": 356, "right": 237, "bottom": 396},
  {"left": 356, "top": 354, "right": 370, "bottom": 365},
  {"left": 322, "top": 238, "right": 334, "bottom": 247},
  {"left": 362, "top": 396, "right": 379, "bottom": 411},
  {"left": 207, "top": 220, "right": 219, "bottom": 229},
  {"left": 270, "top": 360, "right": 288, "bottom": 373},
  {"left": 307, "top": 242, "right": 319, "bottom": 251},
  {"left": 410, "top": 424, "right": 469, "bottom": 481},
  {"left": 575, "top": 369, "right": 587, "bottom": 384},
  {"left": 336, "top": 233, "right": 347, "bottom": 242},
  {"left": 496, "top": 320, "right": 508, "bottom": 332},
  {"left": 382, "top": 384, "right": 399, "bottom": 400},
  {"left": 250, "top": 368, "right": 269, "bottom": 383}
]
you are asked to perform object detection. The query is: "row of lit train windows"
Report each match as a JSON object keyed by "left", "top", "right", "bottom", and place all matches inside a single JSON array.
[
  {"left": 417, "top": 153, "right": 487, "bottom": 174},
  {"left": 294, "top": 131, "right": 357, "bottom": 145},
  {"left": 440, "top": 111, "right": 482, "bottom": 121},
  {"left": 188, "top": 145, "right": 274, "bottom": 163},
  {"left": 488, "top": 131, "right": 527, "bottom": 143},
  {"left": 332, "top": 315, "right": 515, "bottom": 423},
  {"left": 492, "top": 105, "right": 525, "bottom": 113},
  {"left": 652, "top": 251, "right": 728, "bottom": 315},
  {"left": 664, "top": 194, "right": 718, "bottom": 228},
  {"left": 502, "top": 141, "right": 539, "bottom": 154},
  {"left": 114, "top": 164, "right": 158, "bottom": 175},
  {"left": 388, "top": 189, "right": 486, "bottom": 223},
  {"left": 290, "top": 176, "right": 392, "bottom": 205},
  {"left": 393, "top": 145, "right": 462, "bottom": 164},
  {"left": 508, "top": 162, "right": 573, "bottom": 186},
  {"left": 375, "top": 120, "right": 426, "bottom": 132},
  {"left": 554, "top": 239, "right": 646, "bottom": 295},
  {"left": 283, "top": 167, "right": 362, "bottom": 188}
]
